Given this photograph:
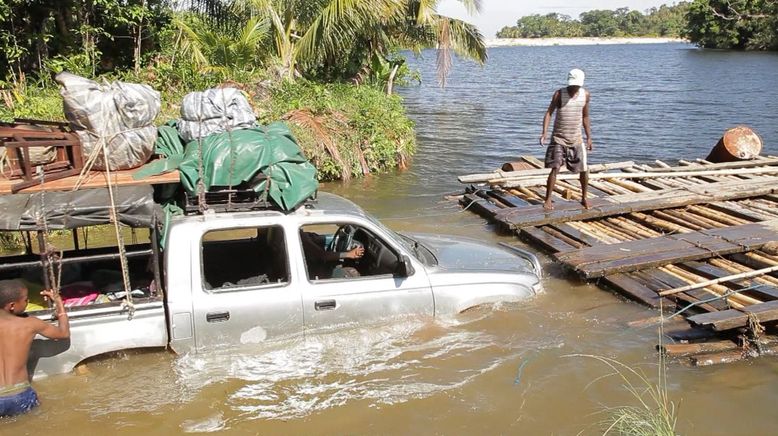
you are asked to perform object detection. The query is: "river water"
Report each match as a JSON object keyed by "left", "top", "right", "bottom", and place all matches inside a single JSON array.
[{"left": 6, "top": 44, "right": 778, "bottom": 434}]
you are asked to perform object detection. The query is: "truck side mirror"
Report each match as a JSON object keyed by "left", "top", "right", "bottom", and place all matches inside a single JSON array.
[{"left": 394, "top": 255, "right": 415, "bottom": 277}]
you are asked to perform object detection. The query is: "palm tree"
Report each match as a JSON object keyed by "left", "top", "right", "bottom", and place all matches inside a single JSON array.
[
  {"left": 179, "top": 0, "right": 486, "bottom": 85},
  {"left": 173, "top": 14, "right": 270, "bottom": 72}
]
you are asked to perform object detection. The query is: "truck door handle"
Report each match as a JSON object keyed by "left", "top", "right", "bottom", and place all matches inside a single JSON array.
[
  {"left": 206, "top": 311, "right": 230, "bottom": 323},
  {"left": 314, "top": 300, "right": 337, "bottom": 311}
]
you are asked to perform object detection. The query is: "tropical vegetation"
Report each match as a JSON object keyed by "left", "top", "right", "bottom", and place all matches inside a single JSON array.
[
  {"left": 496, "top": 1, "right": 777, "bottom": 51},
  {"left": 685, "top": 0, "right": 778, "bottom": 50},
  {"left": 496, "top": 5, "right": 690, "bottom": 39},
  {"left": 0, "top": 0, "right": 488, "bottom": 180}
]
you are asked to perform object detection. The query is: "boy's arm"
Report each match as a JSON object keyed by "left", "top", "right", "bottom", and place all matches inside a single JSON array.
[
  {"left": 582, "top": 91, "right": 592, "bottom": 150},
  {"left": 34, "top": 291, "right": 70, "bottom": 340},
  {"left": 540, "top": 90, "right": 560, "bottom": 145}
]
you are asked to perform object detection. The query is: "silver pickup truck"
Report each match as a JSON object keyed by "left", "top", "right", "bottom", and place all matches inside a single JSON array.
[{"left": 1, "top": 189, "right": 541, "bottom": 378}]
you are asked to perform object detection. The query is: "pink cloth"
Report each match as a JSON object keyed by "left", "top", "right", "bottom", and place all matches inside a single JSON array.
[{"left": 63, "top": 293, "right": 99, "bottom": 307}]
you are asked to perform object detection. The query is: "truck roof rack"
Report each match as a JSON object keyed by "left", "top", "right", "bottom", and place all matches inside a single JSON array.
[{"left": 182, "top": 186, "right": 317, "bottom": 215}]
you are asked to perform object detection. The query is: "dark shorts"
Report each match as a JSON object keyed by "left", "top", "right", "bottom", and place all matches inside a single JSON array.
[
  {"left": 544, "top": 143, "right": 588, "bottom": 173},
  {"left": 0, "top": 386, "right": 39, "bottom": 417}
]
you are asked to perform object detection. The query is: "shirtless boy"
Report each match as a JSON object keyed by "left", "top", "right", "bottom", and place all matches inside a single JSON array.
[{"left": 0, "top": 279, "right": 70, "bottom": 417}]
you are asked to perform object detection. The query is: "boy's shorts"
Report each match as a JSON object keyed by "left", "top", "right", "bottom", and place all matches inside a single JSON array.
[
  {"left": 544, "top": 143, "right": 588, "bottom": 173},
  {"left": 0, "top": 383, "right": 39, "bottom": 417}
]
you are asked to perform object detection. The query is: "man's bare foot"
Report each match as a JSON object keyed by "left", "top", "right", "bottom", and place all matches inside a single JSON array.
[
  {"left": 581, "top": 199, "right": 591, "bottom": 209},
  {"left": 543, "top": 200, "right": 554, "bottom": 211}
]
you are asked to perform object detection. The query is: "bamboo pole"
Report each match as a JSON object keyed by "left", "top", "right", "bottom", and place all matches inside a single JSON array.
[
  {"left": 662, "top": 265, "right": 759, "bottom": 307},
  {"left": 629, "top": 212, "right": 693, "bottom": 234},
  {"left": 659, "top": 265, "right": 778, "bottom": 296},
  {"left": 458, "top": 161, "right": 636, "bottom": 183},
  {"left": 494, "top": 167, "right": 778, "bottom": 188}
]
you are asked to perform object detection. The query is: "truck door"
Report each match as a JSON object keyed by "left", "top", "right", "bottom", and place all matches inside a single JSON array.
[
  {"left": 190, "top": 224, "right": 303, "bottom": 349},
  {"left": 297, "top": 222, "right": 433, "bottom": 332}
]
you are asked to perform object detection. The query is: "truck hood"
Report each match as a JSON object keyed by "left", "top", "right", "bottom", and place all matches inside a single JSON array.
[{"left": 406, "top": 233, "right": 536, "bottom": 275}]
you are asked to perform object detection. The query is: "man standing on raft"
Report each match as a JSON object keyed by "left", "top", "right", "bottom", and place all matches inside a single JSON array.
[{"left": 539, "top": 68, "right": 593, "bottom": 210}]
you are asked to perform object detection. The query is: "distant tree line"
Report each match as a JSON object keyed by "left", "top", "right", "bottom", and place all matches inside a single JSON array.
[
  {"left": 497, "top": 1, "right": 777, "bottom": 50},
  {"left": 496, "top": 5, "right": 689, "bottom": 39}
]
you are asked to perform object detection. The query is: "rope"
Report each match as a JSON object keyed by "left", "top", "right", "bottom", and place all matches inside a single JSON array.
[
  {"left": 196, "top": 96, "right": 207, "bottom": 213},
  {"left": 34, "top": 168, "right": 63, "bottom": 315},
  {"left": 98, "top": 132, "right": 135, "bottom": 319},
  {"left": 221, "top": 87, "right": 238, "bottom": 210},
  {"left": 746, "top": 312, "right": 766, "bottom": 354}
]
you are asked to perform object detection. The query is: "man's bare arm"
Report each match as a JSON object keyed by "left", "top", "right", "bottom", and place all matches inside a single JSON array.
[
  {"left": 582, "top": 91, "right": 593, "bottom": 150},
  {"left": 540, "top": 90, "right": 560, "bottom": 145}
]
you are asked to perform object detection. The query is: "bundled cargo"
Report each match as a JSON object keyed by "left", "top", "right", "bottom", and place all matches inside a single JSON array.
[
  {"left": 56, "top": 72, "right": 160, "bottom": 171},
  {"left": 137, "top": 121, "right": 318, "bottom": 211},
  {"left": 178, "top": 87, "right": 256, "bottom": 142}
]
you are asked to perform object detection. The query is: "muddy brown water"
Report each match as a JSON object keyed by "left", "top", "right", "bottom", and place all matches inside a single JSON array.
[{"left": 5, "top": 44, "right": 778, "bottom": 434}]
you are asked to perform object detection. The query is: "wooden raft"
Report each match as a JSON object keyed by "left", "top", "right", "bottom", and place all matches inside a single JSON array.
[{"left": 459, "top": 155, "right": 778, "bottom": 365}]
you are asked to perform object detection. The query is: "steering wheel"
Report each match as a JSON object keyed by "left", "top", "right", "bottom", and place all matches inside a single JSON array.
[{"left": 331, "top": 224, "right": 357, "bottom": 253}]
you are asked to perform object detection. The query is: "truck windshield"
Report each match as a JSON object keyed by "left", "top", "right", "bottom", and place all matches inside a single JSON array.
[{"left": 363, "top": 214, "right": 437, "bottom": 267}]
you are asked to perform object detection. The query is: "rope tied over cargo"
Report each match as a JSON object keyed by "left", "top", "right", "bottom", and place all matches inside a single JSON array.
[
  {"left": 73, "top": 120, "right": 136, "bottom": 319},
  {"left": 35, "top": 168, "right": 64, "bottom": 313}
]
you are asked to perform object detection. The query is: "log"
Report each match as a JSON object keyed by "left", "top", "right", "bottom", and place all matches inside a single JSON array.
[
  {"left": 690, "top": 350, "right": 746, "bottom": 366},
  {"left": 497, "top": 167, "right": 778, "bottom": 188},
  {"left": 457, "top": 161, "right": 636, "bottom": 184},
  {"left": 659, "top": 265, "right": 778, "bottom": 296},
  {"left": 660, "top": 340, "right": 738, "bottom": 357}
]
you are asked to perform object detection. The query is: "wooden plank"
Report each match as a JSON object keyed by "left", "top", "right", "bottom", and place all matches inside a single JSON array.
[
  {"left": 460, "top": 193, "right": 500, "bottom": 220},
  {"left": 688, "top": 300, "right": 778, "bottom": 331},
  {"left": 555, "top": 236, "right": 737, "bottom": 279},
  {"left": 518, "top": 226, "right": 576, "bottom": 255},
  {"left": 494, "top": 178, "right": 778, "bottom": 229},
  {"left": 486, "top": 190, "right": 531, "bottom": 208},
  {"left": 0, "top": 164, "right": 180, "bottom": 194},
  {"left": 553, "top": 220, "right": 778, "bottom": 279},
  {"left": 600, "top": 272, "right": 662, "bottom": 308},
  {"left": 645, "top": 269, "right": 727, "bottom": 312}
]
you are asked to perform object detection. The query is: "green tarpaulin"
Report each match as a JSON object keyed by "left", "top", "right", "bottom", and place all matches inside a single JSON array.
[{"left": 136, "top": 121, "right": 318, "bottom": 211}]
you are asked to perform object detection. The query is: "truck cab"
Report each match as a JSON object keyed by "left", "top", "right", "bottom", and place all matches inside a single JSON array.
[{"left": 166, "top": 192, "right": 542, "bottom": 354}]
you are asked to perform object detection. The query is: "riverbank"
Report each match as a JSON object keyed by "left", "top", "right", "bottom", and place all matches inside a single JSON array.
[
  {"left": 0, "top": 77, "right": 415, "bottom": 182},
  {"left": 486, "top": 37, "right": 688, "bottom": 47}
]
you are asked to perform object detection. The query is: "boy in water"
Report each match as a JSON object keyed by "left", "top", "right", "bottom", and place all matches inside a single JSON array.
[{"left": 0, "top": 279, "right": 70, "bottom": 417}]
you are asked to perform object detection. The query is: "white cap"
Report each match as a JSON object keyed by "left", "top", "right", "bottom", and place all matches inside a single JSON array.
[{"left": 568, "top": 68, "right": 585, "bottom": 86}]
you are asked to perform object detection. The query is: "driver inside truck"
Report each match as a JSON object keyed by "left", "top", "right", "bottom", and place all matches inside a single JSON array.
[{"left": 300, "top": 230, "right": 364, "bottom": 279}]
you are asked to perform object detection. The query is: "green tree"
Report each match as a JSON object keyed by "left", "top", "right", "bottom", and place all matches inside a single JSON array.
[
  {"left": 580, "top": 9, "right": 620, "bottom": 37},
  {"left": 685, "top": 0, "right": 778, "bottom": 49},
  {"left": 173, "top": 15, "right": 270, "bottom": 72}
]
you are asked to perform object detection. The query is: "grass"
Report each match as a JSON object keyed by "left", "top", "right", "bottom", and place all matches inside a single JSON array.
[{"left": 565, "top": 308, "right": 678, "bottom": 435}]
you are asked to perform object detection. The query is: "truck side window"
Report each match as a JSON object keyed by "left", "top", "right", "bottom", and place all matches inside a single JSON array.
[
  {"left": 201, "top": 225, "right": 289, "bottom": 290},
  {"left": 300, "top": 223, "right": 399, "bottom": 281}
]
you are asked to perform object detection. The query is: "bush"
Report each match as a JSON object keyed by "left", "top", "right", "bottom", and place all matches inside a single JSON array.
[{"left": 0, "top": 66, "right": 415, "bottom": 182}]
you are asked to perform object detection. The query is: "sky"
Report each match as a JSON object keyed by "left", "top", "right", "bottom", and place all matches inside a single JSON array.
[{"left": 437, "top": 0, "right": 680, "bottom": 38}]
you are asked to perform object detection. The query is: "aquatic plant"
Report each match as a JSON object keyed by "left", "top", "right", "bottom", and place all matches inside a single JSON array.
[{"left": 566, "top": 317, "right": 678, "bottom": 435}]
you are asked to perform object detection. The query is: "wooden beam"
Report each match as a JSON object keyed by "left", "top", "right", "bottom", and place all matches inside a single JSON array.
[
  {"left": 494, "top": 178, "right": 778, "bottom": 229},
  {"left": 458, "top": 160, "right": 636, "bottom": 184},
  {"left": 688, "top": 300, "right": 778, "bottom": 331},
  {"left": 553, "top": 220, "right": 778, "bottom": 279}
]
